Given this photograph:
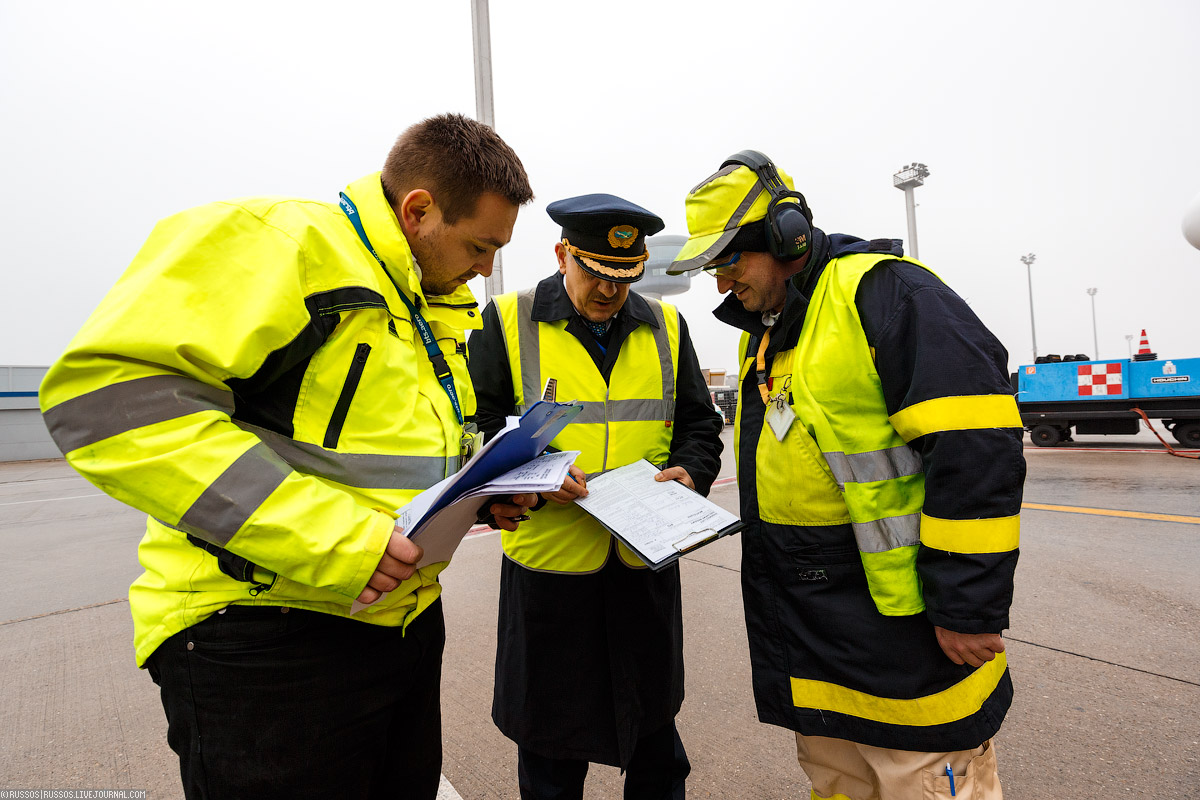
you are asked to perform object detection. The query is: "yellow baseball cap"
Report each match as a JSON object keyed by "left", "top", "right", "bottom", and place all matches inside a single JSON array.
[{"left": 667, "top": 162, "right": 801, "bottom": 274}]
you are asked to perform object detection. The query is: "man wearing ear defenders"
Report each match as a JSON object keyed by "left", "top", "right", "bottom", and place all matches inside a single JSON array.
[
  {"left": 469, "top": 194, "right": 725, "bottom": 799},
  {"left": 668, "top": 152, "right": 1024, "bottom": 800}
]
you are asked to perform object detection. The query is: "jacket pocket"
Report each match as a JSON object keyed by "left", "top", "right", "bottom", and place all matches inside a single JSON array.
[{"left": 323, "top": 342, "right": 371, "bottom": 448}]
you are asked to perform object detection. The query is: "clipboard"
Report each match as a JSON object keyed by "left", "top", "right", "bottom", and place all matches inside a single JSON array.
[
  {"left": 573, "top": 459, "right": 744, "bottom": 571},
  {"left": 607, "top": 517, "right": 744, "bottom": 572}
]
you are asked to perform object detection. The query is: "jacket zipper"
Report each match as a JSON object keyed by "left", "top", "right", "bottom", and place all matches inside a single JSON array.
[{"left": 323, "top": 343, "right": 371, "bottom": 449}]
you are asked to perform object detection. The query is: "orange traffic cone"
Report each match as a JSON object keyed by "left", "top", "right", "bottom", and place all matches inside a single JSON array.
[{"left": 1133, "top": 329, "right": 1158, "bottom": 361}]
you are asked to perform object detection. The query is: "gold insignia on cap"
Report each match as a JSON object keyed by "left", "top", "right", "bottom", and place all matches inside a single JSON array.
[{"left": 607, "top": 225, "right": 639, "bottom": 249}]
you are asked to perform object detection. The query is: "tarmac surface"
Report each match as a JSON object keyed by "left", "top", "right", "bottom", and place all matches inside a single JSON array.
[{"left": 1, "top": 427, "right": 1198, "bottom": 798}]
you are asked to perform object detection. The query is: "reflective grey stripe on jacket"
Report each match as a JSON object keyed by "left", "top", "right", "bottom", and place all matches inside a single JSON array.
[
  {"left": 822, "top": 444, "right": 922, "bottom": 487},
  {"left": 236, "top": 422, "right": 456, "bottom": 489},
  {"left": 44, "top": 374, "right": 456, "bottom": 543},
  {"left": 823, "top": 443, "right": 923, "bottom": 553},
  {"left": 170, "top": 441, "right": 292, "bottom": 546},
  {"left": 851, "top": 513, "right": 922, "bottom": 554},
  {"left": 43, "top": 374, "right": 236, "bottom": 454},
  {"left": 504, "top": 289, "right": 676, "bottom": 422}
]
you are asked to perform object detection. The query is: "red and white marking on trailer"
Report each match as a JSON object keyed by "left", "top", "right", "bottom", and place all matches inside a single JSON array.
[{"left": 1077, "top": 362, "right": 1123, "bottom": 396}]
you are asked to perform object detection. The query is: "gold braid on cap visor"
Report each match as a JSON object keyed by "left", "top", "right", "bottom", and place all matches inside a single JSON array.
[{"left": 562, "top": 238, "right": 647, "bottom": 280}]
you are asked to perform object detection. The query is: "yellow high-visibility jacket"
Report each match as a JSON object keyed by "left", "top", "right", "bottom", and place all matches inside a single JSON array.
[{"left": 40, "top": 173, "right": 478, "bottom": 666}]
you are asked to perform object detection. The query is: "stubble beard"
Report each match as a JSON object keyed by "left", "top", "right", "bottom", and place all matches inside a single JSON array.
[{"left": 413, "top": 229, "right": 472, "bottom": 297}]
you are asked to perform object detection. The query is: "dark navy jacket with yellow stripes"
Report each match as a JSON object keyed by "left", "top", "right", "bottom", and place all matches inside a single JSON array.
[{"left": 721, "top": 230, "right": 1024, "bottom": 752}]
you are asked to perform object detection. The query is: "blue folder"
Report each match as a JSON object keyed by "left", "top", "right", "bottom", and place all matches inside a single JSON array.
[{"left": 419, "top": 401, "right": 582, "bottom": 522}]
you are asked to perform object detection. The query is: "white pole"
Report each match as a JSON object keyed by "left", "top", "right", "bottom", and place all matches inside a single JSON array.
[
  {"left": 471, "top": 0, "right": 502, "bottom": 301},
  {"left": 1087, "top": 288, "right": 1099, "bottom": 359},
  {"left": 1021, "top": 254, "right": 1037, "bottom": 361},
  {"left": 904, "top": 186, "right": 919, "bottom": 261}
]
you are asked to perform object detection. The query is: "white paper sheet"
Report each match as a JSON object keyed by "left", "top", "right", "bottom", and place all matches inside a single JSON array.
[{"left": 574, "top": 460, "right": 740, "bottom": 566}]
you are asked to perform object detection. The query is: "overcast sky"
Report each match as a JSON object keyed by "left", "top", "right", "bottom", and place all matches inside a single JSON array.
[{"left": 3, "top": 0, "right": 1198, "bottom": 378}]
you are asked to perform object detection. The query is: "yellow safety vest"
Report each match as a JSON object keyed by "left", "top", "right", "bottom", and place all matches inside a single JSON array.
[
  {"left": 492, "top": 289, "right": 680, "bottom": 572},
  {"left": 40, "top": 173, "right": 478, "bottom": 665},
  {"left": 739, "top": 252, "right": 1022, "bottom": 615}
]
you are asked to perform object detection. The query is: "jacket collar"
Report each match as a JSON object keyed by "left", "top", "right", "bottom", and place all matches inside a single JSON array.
[
  {"left": 341, "top": 172, "right": 480, "bottom": 318},
  {"left": 530, "top": 273, "right": 660, "bottom": 329}
]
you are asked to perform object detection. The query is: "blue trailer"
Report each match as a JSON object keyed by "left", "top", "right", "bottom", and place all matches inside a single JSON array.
[{"left": 1015, "top": 354, "right": 1200, "bottom": 447}]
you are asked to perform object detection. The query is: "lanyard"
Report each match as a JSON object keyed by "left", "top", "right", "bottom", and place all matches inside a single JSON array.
[
  {"left": 755, "top": 327, "right": 773, "bottom": 405},
  {"left": 339, "top": 193, "right": 464, "bottom": 426}
]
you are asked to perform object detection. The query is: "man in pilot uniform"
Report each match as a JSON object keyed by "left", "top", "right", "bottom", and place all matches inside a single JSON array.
[{"left": 469, "top": 195, "right": 725, "bottom": 799}]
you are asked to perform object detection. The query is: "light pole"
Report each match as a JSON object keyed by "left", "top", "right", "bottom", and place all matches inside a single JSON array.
[
  {"left": 471, "top": 0, "right": 502, "bottom": 301},
  {"left": 1021, "top": 253, "right": 1038, "bottom": 360},
  {"left": 892, "top": 163, "right": 930, "bottom": 260},
  {"left": 1086, "top": 287, "right": 1099, "bottom": 360}
]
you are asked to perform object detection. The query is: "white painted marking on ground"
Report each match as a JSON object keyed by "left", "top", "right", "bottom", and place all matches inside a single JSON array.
[
  {"left": 0, "top": 493, "right": 104, "bottom": 507},
  {"left": 438, "top": 773, "right": 463, "bottom": 799}
]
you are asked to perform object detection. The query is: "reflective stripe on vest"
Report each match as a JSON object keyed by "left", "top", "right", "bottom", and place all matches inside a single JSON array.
[
  {"left": 510, "top": 289, "right": 676, "bottom": 423},
  {"left": 493, "top": 290, "right": 679, "bottom": 572}
]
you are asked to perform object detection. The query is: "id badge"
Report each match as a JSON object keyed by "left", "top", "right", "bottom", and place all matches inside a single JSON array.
[{"left": 765, "top": 399, "right": 796, "bottom": 441}]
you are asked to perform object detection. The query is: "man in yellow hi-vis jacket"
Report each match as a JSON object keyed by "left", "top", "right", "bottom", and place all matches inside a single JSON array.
[
  {"left": 39, "top": 114, "right": 538, "bottom": 800},
  {"left": 667, "top": 151, "right": 1024, "bottom": 800},
  {"left": 468, "top": 195, "right": 725, "bottom": 799}
]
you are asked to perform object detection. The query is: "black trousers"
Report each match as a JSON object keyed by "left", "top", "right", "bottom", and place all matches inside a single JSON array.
[
  {"left": 145, "top": 600, "right": 445, "bottom": 800},
  {"left": 517, "top": 720, "right": 690, "bottom": 800}
]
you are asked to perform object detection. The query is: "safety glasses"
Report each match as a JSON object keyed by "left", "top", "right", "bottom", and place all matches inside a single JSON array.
[{"left": 703, "top": 251, "right": 743, "bottom": 279}]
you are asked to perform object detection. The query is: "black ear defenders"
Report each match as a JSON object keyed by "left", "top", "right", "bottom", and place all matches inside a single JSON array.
[{"left": 721, "top": 150, "right": 813, "bottom": 260}]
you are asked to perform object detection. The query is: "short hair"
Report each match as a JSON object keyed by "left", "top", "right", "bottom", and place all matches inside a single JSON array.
[{"left": 381, "top": 113, "right": 534, "bottom": 224}]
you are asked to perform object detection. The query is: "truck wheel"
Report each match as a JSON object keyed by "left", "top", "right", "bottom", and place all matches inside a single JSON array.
[
  {"left": 1030, "top": 425, "right": 1063, "bottom": 447},
  {"left": 1172, "top": 422, "right": 1200, "bottom": 448}
]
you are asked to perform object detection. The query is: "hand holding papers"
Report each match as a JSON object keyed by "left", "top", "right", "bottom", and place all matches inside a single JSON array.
[
  {"left": 405, "top": 449, "right": 579, "bottom": 567},
  {"left": 352, "top": 400, "right": 582, "bottom": 614},
  {"left": 574, "top": 459, "right": 743, "bottom": 570}
]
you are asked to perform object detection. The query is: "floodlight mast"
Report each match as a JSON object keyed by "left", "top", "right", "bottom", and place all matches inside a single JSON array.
[
  {"left": 892, "top": 163, "right": 930, "bottom": 260},
  {"left": 472, "top": 0, "right": 502, "bottom": 301},
  {"left": 1021, "top": 253, "right": 1038, "bottom": 360},
  {"left": 1087, "top": 287, "right": 1099, "bottom": 359}
]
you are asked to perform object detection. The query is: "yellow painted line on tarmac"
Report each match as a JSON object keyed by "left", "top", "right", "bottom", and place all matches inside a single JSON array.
[{"left": 1023, "top": 502, "right": 1200, "bottom": 525}]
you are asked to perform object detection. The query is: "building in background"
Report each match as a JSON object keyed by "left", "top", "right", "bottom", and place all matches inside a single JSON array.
[
  {"left": 638, "top": 234, "right": 691, "bottom": 301},
  {"left": 1, "top": 366, "right": 57, "bottom": 462}
]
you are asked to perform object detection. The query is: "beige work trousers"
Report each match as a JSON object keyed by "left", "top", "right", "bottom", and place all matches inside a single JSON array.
[{"left": 795, "top": 734, "right": 1002, "bottom": 800}]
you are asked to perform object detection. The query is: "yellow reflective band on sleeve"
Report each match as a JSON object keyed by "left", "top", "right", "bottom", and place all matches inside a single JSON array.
[
  {"left": 790, "top": 652, "right": 1007, "bottom": 727},
  {"left": 888, "top": 394, "right": 1022, "bottom": 441},
  {"left": 920, "top": 513, "right": 1020, "bottom": 554}
]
